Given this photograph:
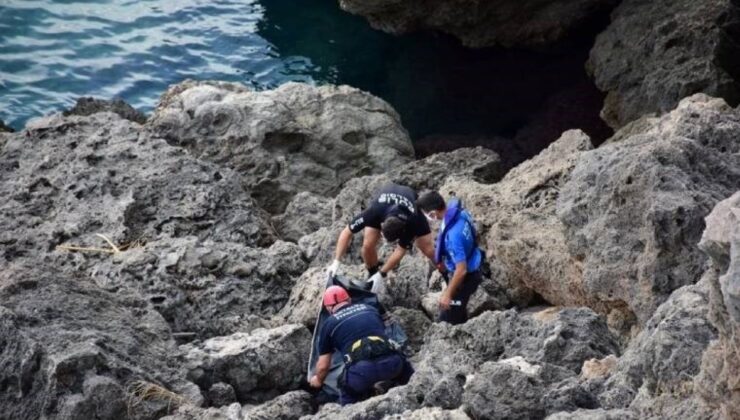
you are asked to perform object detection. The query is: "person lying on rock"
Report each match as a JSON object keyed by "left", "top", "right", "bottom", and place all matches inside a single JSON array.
[
  {"left": 418, "top": 191, "right": 483, "bottom": 325},
  {"left": 309, "top": 286, "right": 414, "bottom": 405},
  {"left": 327, "top": 182, "right": 435, "bottom": 287}
]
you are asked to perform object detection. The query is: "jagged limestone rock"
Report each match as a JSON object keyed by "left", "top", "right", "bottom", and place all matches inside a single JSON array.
[
  {"left": 0, "top": 265, "right": 200, "bottom": 420},
  {"left": 588, "top": 0, "right": 740, "bottom": 128},
  {"left": 696, "top": 192, "right": 740, "bottom": 419},
  {"left": 558, "top": 94, "right": 740, "bottom": 324},
  {"left": 442, "top": 130, "right": 595, "bottom": 309},
  {"left": 63, "top": 97, "right": 148, "bottom": 124},
  {"left": 149, "top": 80, "right": 414, "bottom": 214},
  {"left": 183, "top": 324, "right": 311, "bottom": 404}
]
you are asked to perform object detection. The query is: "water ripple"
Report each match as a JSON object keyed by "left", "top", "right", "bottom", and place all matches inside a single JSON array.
[{"left": 0, "top": 0, "right": 316, "bottom": 128}]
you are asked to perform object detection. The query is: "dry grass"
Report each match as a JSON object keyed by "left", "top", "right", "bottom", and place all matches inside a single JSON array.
[
  {"left": 126, "top": 380, "right": 188, "bottom": 417},
  {"left": 56, "top": 233, "right": 144, "bottom": 255}
]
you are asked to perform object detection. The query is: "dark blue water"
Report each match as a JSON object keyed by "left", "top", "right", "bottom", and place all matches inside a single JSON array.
[{"left": 0, "top": 0, "right": 610, "bottom": 154}]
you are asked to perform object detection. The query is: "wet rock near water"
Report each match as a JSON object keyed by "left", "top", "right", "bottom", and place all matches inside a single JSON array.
[
  {"left": 339, "top": 0, "right": 619, "bottom": 48},
  {"left": 63, "top": 97, "right": 148, "bottom": 125},
  {"left": 588, "top": 0, "right": 740, "bottom": 128},
  {"left": 0, "top": 119, "right": 14, "bottom": 133}
]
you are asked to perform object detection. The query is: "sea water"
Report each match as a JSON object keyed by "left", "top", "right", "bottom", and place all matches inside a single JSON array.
[{"left": 0, "top": 0, "right": 603, "bottom": 144}]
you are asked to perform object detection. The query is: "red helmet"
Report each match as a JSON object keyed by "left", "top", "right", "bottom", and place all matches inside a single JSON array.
[{"left": 323, "top": 286, "right": 350, "bottom": 308}]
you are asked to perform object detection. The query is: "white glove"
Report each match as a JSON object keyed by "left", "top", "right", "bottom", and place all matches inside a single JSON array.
[
  {"left": 326, "top": 259, "right": 340, "bottom": 277},
  {"left": 368, "top": 272, "right": 387, "bottom": 295}
]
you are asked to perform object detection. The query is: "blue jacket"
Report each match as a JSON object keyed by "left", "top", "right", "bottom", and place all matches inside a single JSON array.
[{"left": 435, "top": 199, "right": 482, "bottom": 273}]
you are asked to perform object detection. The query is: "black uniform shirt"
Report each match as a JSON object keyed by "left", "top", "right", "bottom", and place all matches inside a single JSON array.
[{"left": 348, "top": 183, "right": 430, "bottom": 249}]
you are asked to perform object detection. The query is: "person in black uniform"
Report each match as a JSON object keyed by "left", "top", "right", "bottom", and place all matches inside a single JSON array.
[
  {"left": 326, "top": 183, "right": 435, "bottom": 285},
  {"left": 309, "top": 286, "right": 413, "bottom": 405}
]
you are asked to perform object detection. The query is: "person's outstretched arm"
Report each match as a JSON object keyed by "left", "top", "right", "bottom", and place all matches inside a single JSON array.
[
  {"left": 334, "top": 226, "right": 353, "bottom": 261},
  {"left": 309, "top": 354, "right": 332, "bottom": 388},
  {"left": 415, "top": 233, "right": 435, "bottom": 263},
  {"left": 380, "top": 245, "right": 407, "bottom": 275}
]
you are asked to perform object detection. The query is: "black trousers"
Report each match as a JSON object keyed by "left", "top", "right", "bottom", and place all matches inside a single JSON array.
[{"left": 439, "top": 270, "right": 482, "bottom": 325}]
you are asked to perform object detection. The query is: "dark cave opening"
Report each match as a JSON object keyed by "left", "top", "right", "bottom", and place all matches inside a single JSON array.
[{"left": 259, "top": 0, "right": 616, "bottom": 166}]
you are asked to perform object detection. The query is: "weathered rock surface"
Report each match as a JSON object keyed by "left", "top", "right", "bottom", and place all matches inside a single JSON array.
[
  {"left": 305, "top": 307, "right": 618, "bottom": 419},
  {"left": 63, "top": 97, "right": 148, "bottom": 124},
  {"left": 161, "top": 403, "right": 242, "bottom": 420},
  {"left": 588, "top": 0, "right": 740, "bottom": 128},
  {"left": 0, "top": 111, "right": 308, "bottom": 338},
  {"left": 696, "top": 192, "right": 740, "bottom": 419},
  {"left": 149, "top": 80, "right": 414, "bottom": 214},
  {"left": 383, "top": 407, "right": 470, "bottom": 419},
  {"left": 444, "top": 95, "right": 740, "bottom": 329},
  {"left": 241, "top": 390, "right": 315, "bottom": 420},
  {"left": 339, "top": 0, "right": 619, "bottom": 48},
  {"left": 0, "top": 264, "right": 199, "bottom": 420},
  {"left": 558, "top": 94, "right": 740, "bottom": 324},
  {"left": 273, "top": 192, "right": 334, "bottom": 243},
  {"left": 545, "top": 409, "right": 637, "bottom": 420},
  {"left": 182, "top": 324, "right": 311, "bottom": 404},
  {"left": 163, "top": 391, "right": 315, "bottom": 420},
  {"left": 591, "top": 281, "right": 717, "bottom": 417}
]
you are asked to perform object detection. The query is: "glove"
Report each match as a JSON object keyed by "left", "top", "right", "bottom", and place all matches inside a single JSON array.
[
  {"left": 368, "top": 271, "right": 387, "bottom": 295},
  {"left": 326, "top": 259, "right": 340, "bottom": 277}
]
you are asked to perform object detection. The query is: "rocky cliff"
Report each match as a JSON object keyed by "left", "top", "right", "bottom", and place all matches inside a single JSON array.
[
  {"left": 2, "top": 80, "right": 738, "bottom": 419},
  {"left": 2, "top": 3, "right": 740, "bottom": 415}
]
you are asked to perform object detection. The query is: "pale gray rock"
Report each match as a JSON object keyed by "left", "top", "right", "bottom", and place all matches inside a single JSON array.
[
  {"left": 339, "top": 0, "right": 619, "bottom": 48},
  {"left": 699, "top": 192, "right": 740, "bottom": 322},
  {"left": 0, "top": 264, "right": 199, "bottom": 420},
  {"left": 387, "top": 307, "right": 432, "bottom": 356},
  {"left": 557, "top": 94, "right": 740, "bottom": 324},
  {"left": 462, "top": 361, "right": 551, "bottom": 420},
  {"left": 384, "top": 407, "right": 470, "bottom": 419},
  {"left": 183, "top": 324, "right": 311, "bottom": 403},
  {"left": 241, "top": 391, "right": 315, "bottom": 420},
  {"left": 161, "top": 403, "right": 242, "bottom": 420},
  {"left": 208, "top": 382, "right": 236, "bottom": 407},
  {"left": 149, "top": 80, "right": 415, "bottom": 214},
  {"left": 0, "top": 112, "right": 310, "bottom": 338},
  {"left": 277, "top": 267, "right": 328, "bottom": 328},
  {"left": 274, "top": 192, "right": 333, "bottom": 243},
  {"left": 546, "top": 409, "right": 637, "bottom": 420},
  {"left": 696, "top": 192, "right": 740, "bottom": 419},
  {"left": 423, "top": 308, "right": 619, "bottom": 374},
  {"left": 588, "top": 0, "right": 740, "bottom": 128}
]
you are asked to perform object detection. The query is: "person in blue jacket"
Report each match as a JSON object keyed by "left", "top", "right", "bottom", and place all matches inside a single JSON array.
[{"left": 417, "top": 191, "right": 483, "bottom": 325}]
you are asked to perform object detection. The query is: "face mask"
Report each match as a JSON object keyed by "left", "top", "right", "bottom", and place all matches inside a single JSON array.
[{"left": 424, "top": 211, "right": 441, "bottom": 227}]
